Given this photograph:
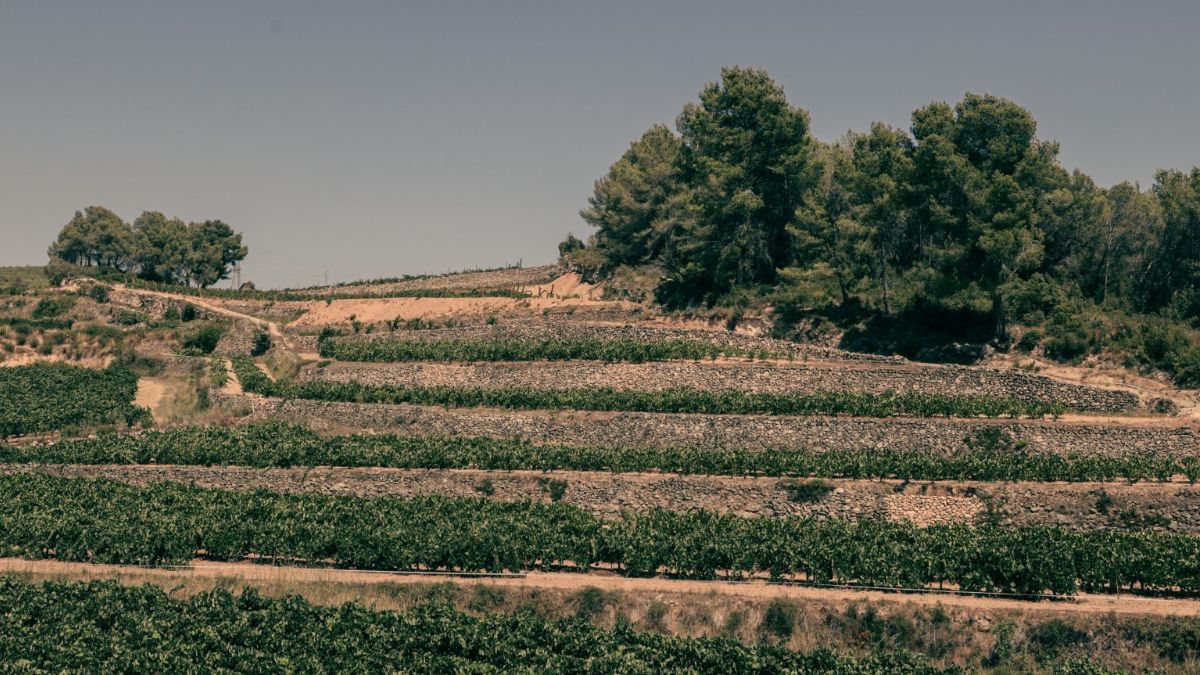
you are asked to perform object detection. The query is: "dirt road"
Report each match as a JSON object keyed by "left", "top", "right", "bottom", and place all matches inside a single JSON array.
[{"left": 2, "top": 557, "right": 1198, "bottom": 617}]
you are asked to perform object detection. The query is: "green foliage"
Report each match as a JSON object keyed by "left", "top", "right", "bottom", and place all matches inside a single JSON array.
[
  {"left": 31, "top": 295, "right": 76, "bottom": 318},
  {"left": 319, "top": 336, "right": 778, "bottom": 363},
  {"left": 579, "top": 124, "right": 682, "bottom": 274},
  {"left": 0, "top": 578, "right": 944, "bottom": 673},
  {"left": 761, "top": 599, "right": 798, "bottom": 640},
  {"left": 48, "top": 207, "right": 247, "bottom": 288},
  {"left": 570, "top": 67, "right": 1200, "bottom": 380},
  {"left": 86, "top": 283, "right": 109, "bottom": 303},
  {"left": 209, "top": 356, "right": 228, "bottom": 388},
  {"left": 9, "top": 422, "right": 1194, "bottom": 483},
  {"left": 250, "top": 330, "right": 271, "bottom": 357},
  {"left": 7, "top": 474, "right": 1200, "bottom": 596},
  {"left": 234, "top": 357, "right": 1062, "bottom": 418},
  {"left": 1016, "top": 329, "right": 1043, "bottom": 353},
  {"left": 570, "top": 586, "right": 608, "bottom": 620},
  {"left": 0, "top": 363, "right": 147, "bottom": 437},
  {"left": 181, "top": 323, "right": 225, "bottom": 354},
  {"left": 0, "top": 266, "right": 50, "bottom": 293},
  {"left": 1028, "top": 619, "right": 1091, "bottom": 661},
  {"left": 111, "top": 309, "right": 146, "bottom": 325}
]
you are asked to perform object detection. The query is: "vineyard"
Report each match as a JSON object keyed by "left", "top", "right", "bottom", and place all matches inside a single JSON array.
[
  {"left": 4, "top": 273, "right": 1198, "bottom": 672},
  {"left": 0, "top": 363, "right": 148, "bottom": 438},
  {"left": 233, "top": 358, "right": 1064, "bottom": 418},
  {"left": 318, "top": 336, "right": 783, "bottom": 362},
  {"left": 5, "top": 423, "right": 1199, "bottom": 482},
  {"left": 0, "top": 578, "right": 955, "bottom": 673},
  {"left": 4, "top": 474, "right": 1200, "bottom": 596}
]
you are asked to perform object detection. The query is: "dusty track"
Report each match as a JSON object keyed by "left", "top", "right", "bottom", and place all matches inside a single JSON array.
[
  {"left": 2, "top": 558, "right": 1199, "bottom": 618},
  {"left": 114, "top": 285, "right": 298, "bottom": 355}
]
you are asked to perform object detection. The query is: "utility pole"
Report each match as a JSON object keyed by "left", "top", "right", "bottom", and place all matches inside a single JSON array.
[
  {"left": 231, "top": 263, "right": 242, "bottom": 289},
  {"left": 324, "top": 269, "right": 329, "bottom": 287}
]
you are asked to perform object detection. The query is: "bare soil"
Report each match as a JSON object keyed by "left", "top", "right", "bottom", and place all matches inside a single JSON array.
[{"left": 1, "top": 557, "right": 1197, "bottom": 618}]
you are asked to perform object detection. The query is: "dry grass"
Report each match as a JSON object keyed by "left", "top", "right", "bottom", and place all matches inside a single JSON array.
[{"left": 2, "top": 562, "right": 1194, "bottom": 673}]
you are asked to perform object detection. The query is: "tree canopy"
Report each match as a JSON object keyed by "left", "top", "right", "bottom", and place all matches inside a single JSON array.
[
  {"left": 48, "top": 208, "right": 247, "bottom": 288},
  {"left": 565, "top": 67, "right": 1200, "bottom": 349}
]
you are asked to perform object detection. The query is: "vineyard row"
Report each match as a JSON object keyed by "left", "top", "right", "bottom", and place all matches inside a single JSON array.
[
  {"left": 6, "top": 423, "right": 1198, "bottom": 483},
  {"left": 233, "top": 358, "right": 1063, "bottom": 418},
  {"left": 0, "top": 363, "right": 148, "bottom": 438},
  {"left": 4, "top": 474, "right": 1200, "bottom": 596},
  {"left": 318, "top": 336, "right": 784, "bottom": 363},
  {"left": 0, "top": 578, "right": 948, "bottom": 673}
]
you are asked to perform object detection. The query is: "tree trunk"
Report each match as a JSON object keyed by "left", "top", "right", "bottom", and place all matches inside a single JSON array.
[
  {"left": 992, "top": 291, "right": 1007, "bottom": 342},
  {"left": 881, "top": 263, "right": 892, "bottom": 315}
]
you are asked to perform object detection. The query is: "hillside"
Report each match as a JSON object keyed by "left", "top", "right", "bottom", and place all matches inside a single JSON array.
[{"left": 3, "top": 262, "right": 1200, "bottom": 672}]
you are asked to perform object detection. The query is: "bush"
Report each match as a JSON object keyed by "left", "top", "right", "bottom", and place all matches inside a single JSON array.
[
  {"left": 1016, "top": 329, "right": 1042, "bottom": 353},
  {"left": 1028, "top": 618, "right": 1090, "bottom": 661},
  {"left": 181, "top": 324, "right": 224, "bottom": 354},
  {"left": 87, "top": 284, "right": 109, "bottom": 303},
  {"left": 1005, "top": 273, "right": 1068, "bottom": 324},
  {"left": 250, "top": 331, "right": 271, "bottom": 357},
  {"left": 571, "top": 587, "right": 608, "bottom": 620},
  {"left": 1169, "top": 345, "right": 1200, "bottom": 388},
  {"left": 180, "top": 304, "right": 197, "bottom": 322},
  {"left": 112, "top": 310, "right": 145, "bottom": 326},
  {"left": 761, "top": 599, "right": 797, "bottom": 641},
  {"left": 1044, "top": 311, "right": 1106, "bottom": 362},
  {"left": 32, "top": 296, "right": 76, "bottom": 319}
]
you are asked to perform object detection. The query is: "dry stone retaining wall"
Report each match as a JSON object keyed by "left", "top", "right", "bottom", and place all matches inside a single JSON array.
[
  {"left": 304, "top": 360, "right": 1140, "bottom": 412},
  {"left": 7, "top": 463, "right": 1198, "bottom": 532},
  {"left": 226, "top": 395, "right": 1200, "bottom": 458}
]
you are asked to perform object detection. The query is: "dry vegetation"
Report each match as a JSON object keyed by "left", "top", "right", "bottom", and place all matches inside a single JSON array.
[{"left": 4, "top": 266, "right": 1200, "bottom": 672}]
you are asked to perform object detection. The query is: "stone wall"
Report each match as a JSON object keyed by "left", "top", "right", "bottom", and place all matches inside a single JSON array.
[
  {"left": 304, "top": 359, "right": 1141, "bottom": 412},
  {"left": 107, "top": 288, "right": 220, "bottom": 322},
  {"left": 230, "top": 395, "right": 1200, "bottom": 457},
  {"left": 7, "top": 463, "right": 1197, "bottom": 532}
]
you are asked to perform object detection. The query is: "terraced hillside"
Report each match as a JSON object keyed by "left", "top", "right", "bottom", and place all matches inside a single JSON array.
[{"left": 5, "top": 268, "right": 1200, "bottom": 673}]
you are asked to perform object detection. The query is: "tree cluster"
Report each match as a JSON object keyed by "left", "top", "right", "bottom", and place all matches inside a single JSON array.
[
  {"left": 48, "top": 206, "right": 247, "bottom": 288},
  {"left": 569, "top": 67, "right": 1200, "bottom": 344}
]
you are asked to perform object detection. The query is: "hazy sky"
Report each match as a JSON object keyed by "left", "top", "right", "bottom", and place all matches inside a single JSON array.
[{"left": 2, "top": 1, "right": 1197, "bottom": 288}]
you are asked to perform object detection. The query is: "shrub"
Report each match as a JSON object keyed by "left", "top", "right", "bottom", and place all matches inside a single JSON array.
[
  {"left": 1016, "top": 329, "right": 1042, "bottom": 353},
  {"left": 112, "top": 310, "right": 145, "bottom": 326},
  {"left": 1028, "top": 618, "right": 1091, "bottom": 661},
  {"left": 250, "top": 331, "right": 271, "bottom": 357},
  {"left": 760, "top": 599, "right": 797, "bottom": 641},
  {"left": 571, "top": 587, "right": 608, "bottom": 620},
  {"left": 32, "top": 296, "right": 75, "bottom": 318},
  {"left": 180, "top": 304, "right": 197, "bottom": 322},
  {"left": 87, "top": 284, "right": 109, "bottom": 303},
  {"left": 181, "top": 324, "right": 224, "bottom": 354}
]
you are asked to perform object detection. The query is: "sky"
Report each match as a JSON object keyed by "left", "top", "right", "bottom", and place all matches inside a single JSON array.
[{"left": 1, "top": 1, "right": 1197, "bottom": 288}]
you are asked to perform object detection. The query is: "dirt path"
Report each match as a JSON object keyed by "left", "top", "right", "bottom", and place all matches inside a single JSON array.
[
  {"left": 2, "top": 557, "right": 1197, "bottom": 618},
  {"left": 133, "top": 377, "right": 168, "bottom": 420},
  {"left": 114, "top": 285, "right": 297, "bottom": 356},
  {"left": 114, "top": 283, "right": 1194, "bottom": 430}
]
